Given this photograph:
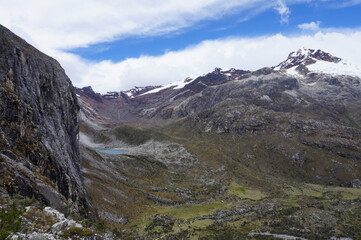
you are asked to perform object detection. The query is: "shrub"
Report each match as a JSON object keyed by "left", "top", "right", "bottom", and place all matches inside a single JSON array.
[
  {"left": 63, "top": 227, "right": 93, "bottom": 238},
  {"left": 0, "top": 202, "right": 23, "bottom": 240}
]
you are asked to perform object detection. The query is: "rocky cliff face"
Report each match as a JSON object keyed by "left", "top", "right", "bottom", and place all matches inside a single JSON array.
[{"left": 0, "top": 25, "right": 89, "bottom": 212}]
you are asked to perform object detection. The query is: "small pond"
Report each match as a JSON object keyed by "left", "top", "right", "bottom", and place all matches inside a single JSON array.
[{"left": 95, "top": 148, "right": 125, "bottom": 155}]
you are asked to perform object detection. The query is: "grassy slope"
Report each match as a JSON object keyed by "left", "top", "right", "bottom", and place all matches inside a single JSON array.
[
  {"left": 164, "top": 119, "right": 360, "bottom": 188},
  {"left": 81, "top": 121, "right": 361, "bottom": 239}
]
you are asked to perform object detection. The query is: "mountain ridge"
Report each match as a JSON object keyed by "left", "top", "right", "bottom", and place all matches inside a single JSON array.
[
  {"left": 76, "top": 48, "right": 361, "bottom": 128},
  {"left": 78, "top": 48, "right": 360, "bottom": 100}
]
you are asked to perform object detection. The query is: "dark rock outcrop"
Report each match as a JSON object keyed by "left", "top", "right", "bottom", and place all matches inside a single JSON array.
[
  {"left": 76, "top": 86, "right": 103, "bottom": 102},
  {"left": 0, "top": 25, "right": 89, "bottom": 212}
]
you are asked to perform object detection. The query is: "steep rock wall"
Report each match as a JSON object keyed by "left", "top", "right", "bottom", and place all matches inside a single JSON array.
[{"left": 0, "top": 25, "right": 89, "bottom": 212}]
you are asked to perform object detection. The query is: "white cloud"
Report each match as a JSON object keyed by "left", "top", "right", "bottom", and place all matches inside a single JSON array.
[
  {"left": 56, "top": 31, "right": 361, "bottom": 93},
  {"left": 298, "top": 21, "right": 321, "bottom": 31},
  {"left": 0, "top": 0, "right": 312, "bottom": 53},
  {"left": 0, "top": 0, "right": 268, "bottom": 53},
  {"left": 275, "top": 0, "right": 291, "bottom": 23}
]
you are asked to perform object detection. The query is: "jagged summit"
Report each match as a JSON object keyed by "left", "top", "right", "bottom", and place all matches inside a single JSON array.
[
  {"left": 274, "top": 48, "right": 361, "bottom": 78},
  {"left": 274, "top": 48, "right": 342, "bottom": 70}
]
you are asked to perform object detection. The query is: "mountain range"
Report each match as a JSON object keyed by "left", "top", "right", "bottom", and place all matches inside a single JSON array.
[
  {"left": 1, "top": 24, "right": 361, "bottom": 239},
  {"left": 77, "top": 47, "right": 361, "bottom": 238}
]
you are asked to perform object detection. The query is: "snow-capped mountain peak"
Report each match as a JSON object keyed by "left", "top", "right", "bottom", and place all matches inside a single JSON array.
[
  {"left": 274, "top": 48, "right": 342, "bottom": 71},
  {"left": 274, "top": 48, "right": 361, "bottom": 79}
]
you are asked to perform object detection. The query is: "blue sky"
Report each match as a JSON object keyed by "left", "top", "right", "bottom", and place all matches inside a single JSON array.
[
  {"left": 68, "top": 1, "right": 361, "bottom": 62},
  {"left": 1, "top": 0, "right": 361, "bottom": 92}
]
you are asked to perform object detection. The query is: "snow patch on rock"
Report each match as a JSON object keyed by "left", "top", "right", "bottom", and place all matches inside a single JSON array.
[
  {"left": 286, "top": 66, "right": 303, "bottom": 77},
  {"left": 141, "top": 78, "right": 195, "bottom": 95}
]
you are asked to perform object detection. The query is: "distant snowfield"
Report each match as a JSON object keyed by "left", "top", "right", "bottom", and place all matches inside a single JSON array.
[
  {"left": 141, "top": 78, "right": 195, "bottom": 95},
  {"left": 308, "top": 60, "right": 361, "bottom": 78}
]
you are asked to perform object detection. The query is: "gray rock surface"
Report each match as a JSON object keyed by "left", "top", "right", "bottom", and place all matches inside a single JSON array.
[{"left": 0, "top": 24, "right": 89, "bottom": 212}]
